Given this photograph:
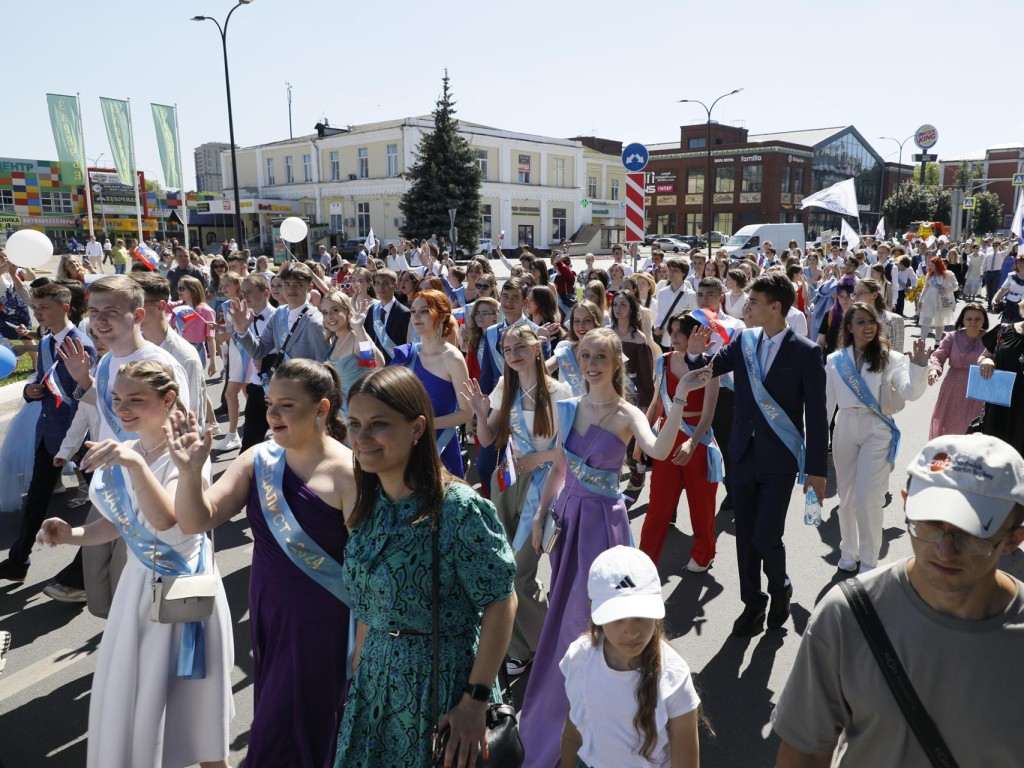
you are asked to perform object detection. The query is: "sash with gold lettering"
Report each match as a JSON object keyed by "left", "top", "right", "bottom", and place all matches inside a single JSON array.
[
  {"left": 834, "top": 348, "right": 901, "bottom": 464},
  {"left": 555, "top": 398, "right": 622, "bottom": 499},
  {"left": 253, "top": 442, "right": 351, "bottom": 605},
  {"left": 95, "top": 353, "right": 137, "bottom": 440},
  {"left": 555, "top": 342, "right": 585, "bottom": 397},
  {"left": 94, "top": 465, "right": 209, "bottom": 679},
  {"left": 507, "top": 386, "right": 553, "bottom": 551},
  {"left": 372, "top": 302, "right": 396, "bottom": 358}
]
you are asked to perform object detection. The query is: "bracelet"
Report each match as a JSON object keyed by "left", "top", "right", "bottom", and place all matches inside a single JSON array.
[{"left": 672, "top": 396, "right": 687, "bottom": 405}]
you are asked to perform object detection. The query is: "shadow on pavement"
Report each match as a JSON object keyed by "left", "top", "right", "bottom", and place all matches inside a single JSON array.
[{"left": 0, "top": 672, "right": 90, "bottom": 767}]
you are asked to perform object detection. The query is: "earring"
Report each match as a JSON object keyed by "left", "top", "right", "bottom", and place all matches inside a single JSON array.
[
  {"left": 315, "top": 414, "right": 322, "bottom": 432},
  {"left": 413, "top": 438, "right": 419, "bottom": 447}
]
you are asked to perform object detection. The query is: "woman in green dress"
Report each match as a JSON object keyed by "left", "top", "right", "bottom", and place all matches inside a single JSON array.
[{"left": 336, "top": 366, "right": 517, "bottom": 768}]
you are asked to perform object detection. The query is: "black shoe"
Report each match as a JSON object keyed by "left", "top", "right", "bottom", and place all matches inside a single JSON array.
[
  {"left": 0, "top": 559, "right": 28, "bottom": 584},
  {"left": 719, "top": 494, "right": 733, "bottom": 512},
  {"left": 767, "top": 583, "right": 793, "bottom": 629},
  {"left": 731, "top": 606, "right": 766, "bottom": 637}
]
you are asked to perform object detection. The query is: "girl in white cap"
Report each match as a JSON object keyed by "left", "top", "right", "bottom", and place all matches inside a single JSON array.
[{"left": 559, "top": 546, "right": 702, "bottom": 768}]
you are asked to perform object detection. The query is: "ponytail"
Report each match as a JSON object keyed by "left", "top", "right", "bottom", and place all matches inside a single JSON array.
[{"left": 271, "top": 359, "right": 347, "bottom": 444}]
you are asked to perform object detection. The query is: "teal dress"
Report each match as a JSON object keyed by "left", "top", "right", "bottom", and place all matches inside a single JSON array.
[
  {"left": 327, "top": 349, "right": 366, "bottom": 418},
  {"left": 335, "top": 483, "right": 515, "bottom": 768}
]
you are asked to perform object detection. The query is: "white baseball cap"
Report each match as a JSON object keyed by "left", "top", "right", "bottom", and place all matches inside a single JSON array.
[
  {"left": 906, "top": 434, "right": 1024, "bottom": 538},
  {"left": 588, "top": 546, "right": 665, "bottom": 625}
]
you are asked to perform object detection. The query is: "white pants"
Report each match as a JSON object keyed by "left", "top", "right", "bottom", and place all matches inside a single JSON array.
[{"left": 833, "top": 408, "right": 895, "bottom": 567}]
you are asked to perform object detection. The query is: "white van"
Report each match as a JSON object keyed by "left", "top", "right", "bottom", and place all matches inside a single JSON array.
[{"left": 722, "top": 224, "right": 806, "bottom": 259}]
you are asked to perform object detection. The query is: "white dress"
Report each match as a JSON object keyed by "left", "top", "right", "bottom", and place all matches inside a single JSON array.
[{"left": 87, "top": 452, "right": 234, "bottom": 768}]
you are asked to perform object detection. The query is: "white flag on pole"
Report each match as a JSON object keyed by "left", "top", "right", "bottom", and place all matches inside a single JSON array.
[
  {"left": 799, "top": 178, "right": 860, "bottom": 219},
  {"left": 841, "top": 219, "right": 860, "bottom": 252},
  {"left": 875, "top": 217, "right": 885, "bottom": 239},
  {"left": 1011, "top": 195, "right": 1024, "bottom": 245},
  {"left": 365, "top": 228, "right": 377, "bottom": 253}
]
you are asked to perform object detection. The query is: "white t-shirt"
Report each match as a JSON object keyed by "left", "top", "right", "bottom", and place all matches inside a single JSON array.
[
  {"left": 96, "top": 343, "right": 191, "bottom": 441},
  {"left": 489, "top": 377, "right": 570, "bottom": 453},
  {"left": 786, "top": 306, "right": 808, "bottom": 337},
  {"left": 560, "top": 635, "right": 700, "bottom": 768}
]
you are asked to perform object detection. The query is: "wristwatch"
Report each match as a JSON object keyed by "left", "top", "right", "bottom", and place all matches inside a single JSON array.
[{"left": 463, "top": 683, "right": 490, "bottom": 703}]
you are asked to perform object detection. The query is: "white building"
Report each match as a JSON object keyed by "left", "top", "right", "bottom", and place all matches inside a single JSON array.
[{"left": 223, "top": 117, "right": 626, "bottom": 253}]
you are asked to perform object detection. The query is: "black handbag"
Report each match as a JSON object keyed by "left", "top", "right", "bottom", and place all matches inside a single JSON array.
[{"left": 429, "top": 514, "right": 523, "bottom": 768}]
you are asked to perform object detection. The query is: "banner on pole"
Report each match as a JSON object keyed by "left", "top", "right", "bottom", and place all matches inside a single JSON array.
[
  {"left": 151, "top": 103, "right": 181, "bottom": 189},
  {"left": 99, "top": 97, "right": 136, "bottom": 187},
  {"left": 45, "top": 94, "right": 86, "bottom": 186}
]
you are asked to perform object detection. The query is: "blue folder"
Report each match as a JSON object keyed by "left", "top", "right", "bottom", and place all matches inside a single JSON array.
[{"left": 966, "top": 365, "right": 1016, "bottom": 407}]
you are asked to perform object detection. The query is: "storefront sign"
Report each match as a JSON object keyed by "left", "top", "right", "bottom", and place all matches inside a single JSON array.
[
  {"left": 740, "top": 155, "right": 763, "bottom": 163},
  {"left": 20, "top": 215, "right": 76, "bottom": 227},
  {"left": 512, "top": 205, "right": 540, "bottom": 215},
  {"left": 684, "top": 194, "right": 703, "bottom": 205},
  {"left": 517, "top": 162, "right": 531, "bottom": 174},
  {"left": 656, "top": 183, "right": 675, "bottom": 194},
  {"left": 0, "top": 158, "right": 49, "bottom": 175},
  {"left": 239, "top": 199, "right": 301, "bottom": 214},
  {"left": 197, "top": 199, "right": 235, "bottom": 214},
  {"left": 0, "top": 214, "right": 22, "bottom": 229},
  {"left": 739, "top": 193, "right": 761, "bottom": 204},
  {"left": 657, "top": 195, "right": 678, "bottom": 206}
]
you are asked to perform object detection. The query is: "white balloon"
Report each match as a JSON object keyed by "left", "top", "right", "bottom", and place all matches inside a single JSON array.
[
  {"left": 5, "top": 229, "right": 54, "bottom": 269},
  {"left": 279, "top": 217, "right": 309, "bottom": 244}
]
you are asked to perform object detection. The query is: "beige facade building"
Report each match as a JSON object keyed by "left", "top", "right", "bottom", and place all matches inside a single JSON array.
[{"left": 224, "top": 117, "right": 626, "bottom": 253}]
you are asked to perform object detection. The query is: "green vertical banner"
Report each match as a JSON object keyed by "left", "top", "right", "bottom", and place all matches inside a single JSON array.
[
  {"left": 99, "top": 97, "right": 135, "bottom": 186},
  {"left": 151, "top": 103, "right": 181, "bottom": 189},
  {"left": 45, "top": 93, "right": 86, "bottom": 185}
]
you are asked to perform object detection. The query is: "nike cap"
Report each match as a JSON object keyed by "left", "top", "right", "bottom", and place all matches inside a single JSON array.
[
  {"left": 906, "top": 434, "right": 1024, "bottom": 538},
  {"left": 589, "top": 546, "right": 665, "bottom": 625}
]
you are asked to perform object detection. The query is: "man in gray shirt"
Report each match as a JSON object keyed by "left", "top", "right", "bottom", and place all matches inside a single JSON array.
[{"left": 773, "top": 433, "right": 1024, "bottom": 767}]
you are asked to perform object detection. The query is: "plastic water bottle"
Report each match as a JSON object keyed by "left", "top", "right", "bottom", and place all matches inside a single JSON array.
[{"left": 804, "top": 488, "right": 822, "bottom": 527}]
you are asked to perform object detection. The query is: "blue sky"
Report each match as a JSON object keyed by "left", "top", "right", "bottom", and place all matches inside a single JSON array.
[{"left": 9, "top": 0, "right": 1019, "bottom": 189}]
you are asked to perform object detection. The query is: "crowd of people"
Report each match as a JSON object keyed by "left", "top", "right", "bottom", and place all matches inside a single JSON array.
[{"left": 0, "top": 226, "right": 1022, "bottom": 767}]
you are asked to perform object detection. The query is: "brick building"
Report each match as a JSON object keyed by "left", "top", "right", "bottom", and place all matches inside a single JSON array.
[{"left": 940, "top": 143, "right": 1024, "bottom": 230}]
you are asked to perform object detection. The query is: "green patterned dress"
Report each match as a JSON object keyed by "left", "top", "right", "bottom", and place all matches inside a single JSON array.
[{"left": 334, "top": 482, "right": 516, "bottom": 768}]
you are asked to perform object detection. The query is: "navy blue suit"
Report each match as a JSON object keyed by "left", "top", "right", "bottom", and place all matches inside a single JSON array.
[
  {"left": 365, "top": 301, "right": 410, "bottom": 366},
  {"left": 703, "top": 327, "right": 828, "bottom": 610},
  {"left": 9, "top": 328, "right": 96, "bottom": 565}
]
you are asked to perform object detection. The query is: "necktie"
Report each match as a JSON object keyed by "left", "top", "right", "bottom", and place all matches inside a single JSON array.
[
  {"left": 49, "top": 335, "right": 57, "bottom": 359},
  {"left": 252, "top": 314, "right": 261, "bottom": 335},
  {"left": 759, "top": 336, "right": 773, "bottom": 375},
  {"left": 381, "top": 306, "right": 388, "bottom": 327}
]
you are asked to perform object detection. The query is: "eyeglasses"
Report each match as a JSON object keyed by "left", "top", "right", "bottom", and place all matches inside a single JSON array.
[
  {"left": 475, "top": 282, "right": 492, "bottom": 290},
  {"left": 341, "top": 283, "right": 352, "bottom": 289},
  {"left": 906, "top": 519, "right": 1010, "bottom": 557},
  {"left": 852, "top": 290, "right": 873, "bottom": 298}
]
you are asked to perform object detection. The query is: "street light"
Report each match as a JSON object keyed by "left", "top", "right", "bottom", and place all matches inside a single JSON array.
[
  {"left": 879, "top": 135, "right": 914, "bottom": 239},
  {"left": 87, "top": 153, "right": 107, "bottom": 235},
  {"left": 193, "top": 0, "right": 253, "bottom": 249},
  {"left": 678, "top": 88, "right": 742, "bottom": 252}
]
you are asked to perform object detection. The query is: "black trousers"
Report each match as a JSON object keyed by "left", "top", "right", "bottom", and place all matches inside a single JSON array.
[
  {"left": 731, "top": 466, "right": 796, "bottom": 610},
  {"left": 241, "top": 382, "right": 269, "bottom": 450},
  {"left": 9, "top": 440, "right": 62, "bottom": 565},
  {"left": 984, "top": 270, "right": 1002, "bottom": 308}
]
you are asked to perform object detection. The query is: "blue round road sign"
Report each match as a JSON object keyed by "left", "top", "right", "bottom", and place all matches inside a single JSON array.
[{"left": 621, "top": 142, "right": 649, "bottom": 172}]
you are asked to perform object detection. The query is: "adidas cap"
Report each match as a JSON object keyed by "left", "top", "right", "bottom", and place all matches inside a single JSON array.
[{"left": 588, "top": 546, "right": 665, "bottom": 625}]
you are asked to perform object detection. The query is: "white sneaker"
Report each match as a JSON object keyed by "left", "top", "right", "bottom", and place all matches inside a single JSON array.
[
  {"left": 858, "top": 562, "right": 876, "bottom": 574},
  {"left": 42, "top": 584, "right": 87, "bottom": 603},
  {"left": 685, "top": 558, "right": 712, "bottom": 573},
  {"left": 213, "top": 433, "right": 242, "bottom": 451},
  {"left": 837, "top": 557, "right": 859, "bottom": 573},
  {"left": 0, "top": 630, "right": 10, "bottom": 673}
]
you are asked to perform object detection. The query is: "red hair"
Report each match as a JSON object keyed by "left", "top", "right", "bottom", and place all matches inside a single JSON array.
[
  {"left": 929, "top": 256, "right": 947, "bottom": 276},
  {"left": 412, "top": 289, "right": 455, "bottom": 337},
  {"left": 419, "top": 275, "right": 444, "bottom": 292}
]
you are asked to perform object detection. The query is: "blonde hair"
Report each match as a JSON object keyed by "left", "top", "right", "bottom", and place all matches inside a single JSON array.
[
  {"left": 116, "top": 359, "right": 185, "bottom": 414},
  {"left": 579, "top": 327, "right": 625, "bottom": 397}
]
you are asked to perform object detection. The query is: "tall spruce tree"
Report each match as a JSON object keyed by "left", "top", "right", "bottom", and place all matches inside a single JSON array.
[{"left": 399, "top": 71, "right": 482, "bottom": 250}]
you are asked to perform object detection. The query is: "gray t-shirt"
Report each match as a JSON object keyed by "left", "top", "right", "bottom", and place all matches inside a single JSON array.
[{"left": 772, "top": 559, "right": 1024, "bottom": 766}]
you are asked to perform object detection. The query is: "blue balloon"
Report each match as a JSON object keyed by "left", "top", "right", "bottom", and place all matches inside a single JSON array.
[{"left": 0, "top": 345, "right": 17, "bottom": 380}]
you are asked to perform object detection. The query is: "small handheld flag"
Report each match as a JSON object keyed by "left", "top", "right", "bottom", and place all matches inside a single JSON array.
[
  {"left": 41, "top": 361, "right": 65, "bottom": 408},
  {"left": 499, "top": 230, "right": 506, "bottom": 242},
  {"left": 357, "top": 340, "right": 378, "bottom": 368},
  {"left": 133, "top": 244, "right": 159, "bottom": 271},
  {"left": 691, "top": 308, "right": 734, "bottom": 345},
  {"left": 171, "top": 304, "right": 203, "bottom": 332},
  {"left": 496, "top": 443, "right": 517, "bottom": 492},
  {"left": 453, "top": 307, "right": 466, "bottom": 326}
]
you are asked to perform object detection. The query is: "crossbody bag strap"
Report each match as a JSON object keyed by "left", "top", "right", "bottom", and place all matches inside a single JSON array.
[
  {"left": 658, "top": 288, "right": 686, "bottom": 334},
  {"left": 430, "top": 509, "right": 442, "bottom": 758},
  {"left": 838, "top": 578, "right": 959, "bottom": 768},
  {"left": 278, "top": 306, "right": 310, "bottom": 358}
]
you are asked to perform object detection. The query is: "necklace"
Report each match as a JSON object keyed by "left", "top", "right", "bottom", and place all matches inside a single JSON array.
[
  {"left": 138, "top": 438, "right": 168, "bottom": 457},
  {"left": 586, "top": 393, "right": 619, "bottom": 406}
]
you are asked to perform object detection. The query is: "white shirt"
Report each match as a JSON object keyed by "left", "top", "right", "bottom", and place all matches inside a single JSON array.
[
  {"left": 377, "top": 298, "right": 396, "bottom": 324},
  {"left": 825, "top": 348, "right": 927, "bottom": 415},
  {"left": 489, "top": 378, "right": 571, "bottom": 453},
  {"left": 785, "top": 306, "right": 808, "bottom": 339},
  {"left": 653, "top": 283, "right": 696, "bottom": 341},
  {"left": 247, "top": 306, "right": 275, "bottom": 384},
  {"left": 981, "top": 247, "right": 998, "bottom": 272},
  {"left": 387, "top": 251, "right": 411, "bottom": 273},
  {"left": 287, "top": 302, "right": 312, "bottom": 326},
  {"left": 759, "top": 326, "right": 791, "bottom": 374},
  {"left": 95, "top": 344, "right": 190, "bottom": 441},
  {"left": 84, "top": 240, "right": 103, "bottom": 259},
  {"left": 102, "top": 240, "right": 112, "bottom": 253}
]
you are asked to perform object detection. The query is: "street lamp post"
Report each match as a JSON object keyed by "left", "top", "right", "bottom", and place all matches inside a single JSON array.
[
  {"left": 678, "top": 88, "right": 742, "bottom": 253},
  {"left": 87, "top": 153, "right": 106, "bottom": 236},
  {"left": 193, "top": 0, "right": 252, "bottom": 250},
  {"left": 880, "top": 134, "right": 913, "bottom": 240}
]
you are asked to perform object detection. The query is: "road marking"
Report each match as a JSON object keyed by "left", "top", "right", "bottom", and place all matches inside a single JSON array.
[{"left": 0, "top": 647, "right": 93, "bottom": 703}]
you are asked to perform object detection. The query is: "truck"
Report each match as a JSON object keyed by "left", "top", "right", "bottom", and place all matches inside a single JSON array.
[{"left": 721, "top": 223, "right": 806, "bottom": 259}]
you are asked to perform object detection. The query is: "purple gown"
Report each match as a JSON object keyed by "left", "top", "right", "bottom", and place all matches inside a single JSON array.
[
  {"left": 245, "top": 463, "right": 350, "bottom": 768},
  {"left": 519, "top": 423, "right": 631, "bottom": 767}
]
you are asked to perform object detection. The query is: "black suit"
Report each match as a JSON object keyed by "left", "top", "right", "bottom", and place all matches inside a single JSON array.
[
  {"left": 366, "top": 301, "right": 411, "bottom": 365},
  {"left": 703, "top": 328, "right": 828, "bottom": 610}
]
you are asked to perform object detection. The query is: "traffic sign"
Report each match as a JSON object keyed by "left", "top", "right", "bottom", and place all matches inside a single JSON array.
[
  {"left": 625, "top": 172, "right": 646, "bottom": 243},
  {"left": 621, "top": 143, "right": 649, "bottom": 172},
  {"left": 912, "top": 153, "right": 937, "bottom": 163},
  {"left": 914, "top": 124, "right": 938, "bottom": 150},
  {"left": 962, "top": 196, "right": 977, "bottom": 210},
  {"left": 1013, "top": 173, "right": 1024, "bottom": 187}
]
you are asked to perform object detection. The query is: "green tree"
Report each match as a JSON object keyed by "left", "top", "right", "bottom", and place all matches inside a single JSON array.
[
  {"left": 969, "top": 191, "right": 1003, "bottom": 235},
  {"left": 400, "top": 71, "right": 482, "bottom": 249},
  {"left": 144, "top": 178, "right": 164, "bottom": 194},
  {"left": 881, "top": 183, "right": 938, "bottom": 228},
  {"left": 912, "top": 162, "right": 940, "bottom": 186},
  {"left": 953, "top": 162, "right": 983, "bottom": 189}
]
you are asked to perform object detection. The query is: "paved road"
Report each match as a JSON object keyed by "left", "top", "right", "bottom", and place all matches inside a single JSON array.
[{"left": 1, "top": 303, "right": 1022, "bottom": 767}]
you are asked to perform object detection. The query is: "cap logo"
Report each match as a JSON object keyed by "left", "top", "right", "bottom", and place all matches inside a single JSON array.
[
  {"left": 616, "top": 576, "right": 637, "bottom": 590},
  {"left": 929, "top": 453, "right": 952, "bottom": 473}
]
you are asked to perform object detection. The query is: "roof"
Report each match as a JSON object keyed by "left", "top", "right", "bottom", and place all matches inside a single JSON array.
[{"left": 747, "top": 126, "right": 848, "bottom": 147}]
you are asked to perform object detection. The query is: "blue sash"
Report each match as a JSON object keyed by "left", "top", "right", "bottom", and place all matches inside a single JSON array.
[
  {"left": 95, "top": 353, "right": 137, "bottom": 440},
  {"left": 94, "top": 465, "right": 208, "bottom": 679},
  {"left": 40, "top": 333, "right": 55, "bottom": 374},
  {"left": 834, "top": 349, "right": 901, "bottom": 464},
  {"left": 555, "top": 398, "right": 622, "bottom": 499},
  {"left": 811, "top": 277, "right": 838, "bottom": 340},
  {"left": 655, "top": 355, "right": 724, "bottom": 482},
  {"left": 403, "top": 343, "right": 457, "bottom": 455},
  {"left": 506, "top": 387, "right": 553, "bottom": 551},
  {"left": 740, "top": 330, "right": 807, "bottom": 483},
  {"left": 372, "top": 303, "right": 396, "bottom": 358},
  {"left": 555, "top": 343, "right": 585, "bottom": 397}
]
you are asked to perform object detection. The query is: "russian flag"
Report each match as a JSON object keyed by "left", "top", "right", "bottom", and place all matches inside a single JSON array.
[
  {"left": 357, "top": 340, "right": 378, "bottom": 368},
  {"left": 133, "top": 244, "right": 159, "bottom": 271},
  {"left": 171, "top": 305, "right": 204, "bottom": 332},
  {"left": 41, "top": 361, "right": 65, "bottom": 408},
  {"left": 453, "top": 307, "right": 466, "bottom": 326},
  {"left": 692, "top": 308, "right": 734, "bottom": 346},
  {"left": 496, "top": 443, "right": 517, "bottom": 492}
]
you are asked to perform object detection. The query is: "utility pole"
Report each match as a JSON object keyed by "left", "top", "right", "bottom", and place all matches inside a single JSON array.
[{"left": 287, "top": 82, "right": 293, "bottom": 140}]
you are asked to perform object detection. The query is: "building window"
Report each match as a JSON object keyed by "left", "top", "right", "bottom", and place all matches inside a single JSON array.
[
  {"left": 715, "top": 166, "right": 735, "bottom": 193},
  {"left": 0, "top": 190, "right": 13, "bottom": 211},
  {"left": 480, "top": 204, "right": 492, "bottom": 239},
  {"left": 553, "top": 157, "right": 566, "bottom": 187},
  {"left": 741, "top": 164, "right": 763, "bottom": 193},
  {"left": 330, "top": 213, "right": 343, "bottom": 233},
  {"left": 517, "top": 224, "right": 534, "bottom": 247},
  {"left": 688, "top": 137, "right": 707, "bottom": 149},
  {"left": 793, "top": 166, "right": 805, "bottom": 195},
  {"left": 284, "top": 155, "right": 294, "bottom": 184},
  {"left": 518, "top": 154, "right": 531, "bottom": 184},
  {"left": 476, "top": 149, "right": 489, "bottom": 180},
  {"left": 610, "top": 179, "right": 619, "bottom": 200},
  {"left": 386, "top": 144, "right": 399, "bottom": 177},
  {"left": 587, "top": 176, "right": 598, "bottom": 198},
  {"left": 356, "top": 202, "right": 370, "bottom": 237},
  {"left": 685, "top": 213, "right": 703, "bottom": 237},
  {"left": 713, "top": 212, "right": 734, "bottom": 236},
  {"left": 40, "top": 191, "right": 74, "bottom": 214},
  {"left": 357, "top": 148, "right": 368, "bottom": 179},
  {"left": 329, "top": 151, "right": 340, "bottom": 182},
  {"left": 687, "top": 168, "right": 704, "bottom": 194},
  {"left": 266, "top": 158, "right": 275, "bottom": 185},
  {"left": 303, "top": 153, "right": 312, "bottom": 183},
  {"left": 552, "top": 207, "right": 567, "bottom": 241},
  {"left": 781, "top": 166, "right": 791, "bottom": 194},
  {"left": 657, "top": 213, "right": 679, "bottom": 234}
]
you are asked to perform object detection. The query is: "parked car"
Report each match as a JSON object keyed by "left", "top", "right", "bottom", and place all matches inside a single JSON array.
[
  {"left": 704, "top": 231, "right": 729, "bottom": 246},
  {"left": 651, "top": 236, "right": 691, "bottom": 253},
  {"left": 338, "top": 239, "right": 365, "bottom": 260},
  {"left": 478, "top": 238, "right": 494, "bottom": 256},
  {"left": 675, "top": 235, "right": 707, "bottom": 250}
]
